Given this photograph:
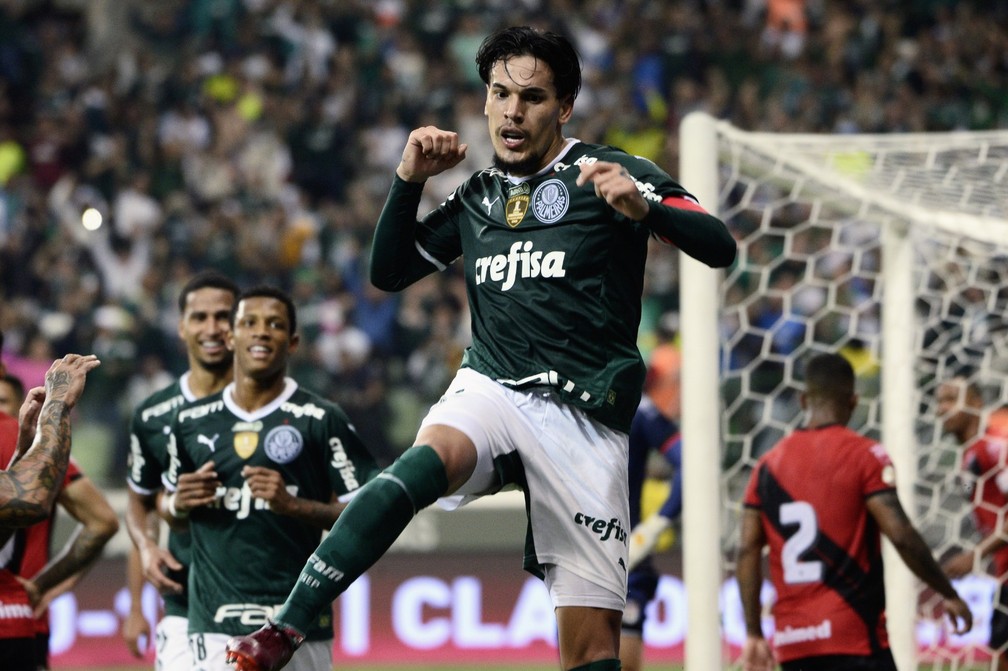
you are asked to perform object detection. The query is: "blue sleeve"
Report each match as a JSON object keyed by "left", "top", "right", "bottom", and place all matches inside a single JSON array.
[
  {"left": 626, "top": 407, "right": 654, "bottom": 525},
  {"left": 657, "top": 436, "right": 682, "bottom": 521}
]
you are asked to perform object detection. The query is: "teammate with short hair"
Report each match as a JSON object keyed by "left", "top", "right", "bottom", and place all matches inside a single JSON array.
[
  {"left": 939, "top": 377, "right": 1008, "bottom": 670},
  {"left": 164, "top": 284, "right": 379, "bottom": 671},
  {"left": 226, "top": 25, "right": 735, "bottom": 671},
  {"left": 737, "top": 353, "right": 972, "bottom": 671},
  {"left": 123, "top": 270, "right": 239, "bottom": 666}
]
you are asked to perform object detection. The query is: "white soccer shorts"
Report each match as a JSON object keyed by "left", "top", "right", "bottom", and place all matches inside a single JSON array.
[
  {"left": 420, "top": 367, "right": 630, "bottom": 610},
  {"left": 155, "top": 615, "right": 189, "bottom": 671}
]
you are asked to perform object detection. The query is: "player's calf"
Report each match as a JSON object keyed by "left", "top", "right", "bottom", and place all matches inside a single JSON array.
[{"left": 225, "top": 621, "right": 304, "bottom": 671}]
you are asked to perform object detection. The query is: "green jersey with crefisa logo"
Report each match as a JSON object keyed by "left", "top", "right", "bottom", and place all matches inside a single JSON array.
[
  {"left": 164, "top": 378, "right": 379, "bottom": 640},
  {"left": 126, "top": 375, "right": 195, "bottom": 618},
  {"left": 414, "top": 140, "right": 695, "bottom": 432}
]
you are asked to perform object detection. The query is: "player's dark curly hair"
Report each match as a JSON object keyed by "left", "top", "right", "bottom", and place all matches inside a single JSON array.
[
  {"left": 177, "top": 269, "right": 240, "bottom": 313},
  {"left": 232, "top": 285, "right": 298, "bottom": 335},
  {"left": 804, "top": 352, "right": 855, "bottom": 401},
  {"left": 475, "top": 26, "right": 582, "bottom": 103}
]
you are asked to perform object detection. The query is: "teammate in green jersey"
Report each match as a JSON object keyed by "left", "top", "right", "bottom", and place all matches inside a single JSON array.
[
  {"left": 165, "top": 285, "right": 379, "bottom": 671},
  {"left": 123, "top": 270, "right": 240, "bottom": 666},
  {"left": 226, "top": 25, "right": 736, "bottom": 671}
]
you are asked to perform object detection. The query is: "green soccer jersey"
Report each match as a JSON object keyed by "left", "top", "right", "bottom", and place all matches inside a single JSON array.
[
  {"left": 387, "top": 140, "right": 733, "bottom": 432},
  {"left": 164, "top": 379, "right": 379, "bottom": 640},
  {"left": 126, "top": 374, "right": 197, "bottom": 617}
]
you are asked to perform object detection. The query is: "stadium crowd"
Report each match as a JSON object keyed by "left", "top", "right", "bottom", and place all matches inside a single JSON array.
[{"left": 0, "top": 0, "right": 1006, "bottom": 483}]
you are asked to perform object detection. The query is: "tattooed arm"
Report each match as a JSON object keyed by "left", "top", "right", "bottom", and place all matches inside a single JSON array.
[
  {"left": 866, "top": 489, "right": 973, "bottom": 634},
  {"left": 21, "top": 473, "right": 119, "bottom": 611},
  {"left": 0, "top": 354, "right": 101, "bottom": 529}
]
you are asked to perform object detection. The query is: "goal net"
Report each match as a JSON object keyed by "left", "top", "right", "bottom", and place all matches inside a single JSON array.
[{"left": 677, "top": 112, "right": 1008, "bottom": 670}]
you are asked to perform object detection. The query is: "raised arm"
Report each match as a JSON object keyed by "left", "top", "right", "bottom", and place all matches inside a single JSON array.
[
  {"left": 576, "top": 160, "right": 737, "bottom": 268},
  {"left": 370, "top": 126, "right": 468, "bottom": 293},
  {"left": 0, "top": 354, "right": 100, "bottom": 528},
  {"left": 369, "top": 177, "right": 443, "bottom": 292}
]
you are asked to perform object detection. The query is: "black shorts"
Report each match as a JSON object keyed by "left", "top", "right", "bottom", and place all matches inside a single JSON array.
[
  {"left": 33, "top": 632, "right": 49, "bottom": 670},
  {"left": 781, "top": 649, "right": 897, "bottom": 671},
  {"left": 0, "top": 635, "right": 43, "bottom": 671}
]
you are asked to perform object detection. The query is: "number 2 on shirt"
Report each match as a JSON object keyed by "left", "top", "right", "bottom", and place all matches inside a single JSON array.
[{"left": 780, "top": 501, "right": 823, "bottom": 584}]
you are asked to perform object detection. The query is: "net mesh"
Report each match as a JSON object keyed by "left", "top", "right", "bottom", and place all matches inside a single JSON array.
[{"left": 713, "top": 125, "right": 1008, "bottom": 668}]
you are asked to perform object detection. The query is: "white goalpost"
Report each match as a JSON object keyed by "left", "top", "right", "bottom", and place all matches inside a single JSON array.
[{"left": 678, "top": 111, "right": 1008, "bottom": 670}]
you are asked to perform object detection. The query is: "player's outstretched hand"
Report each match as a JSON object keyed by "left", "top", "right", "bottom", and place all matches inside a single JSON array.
[
  {"left": 396, "top": 126, "right": 468, "bottom": 183},
  {"left": 576, "top": 161, "right": 649, "bottom": 221},
  {"left": 43, "top": 353, "right": 101, "bottom": 408},
  {"left": 943, "top": 594, "right": 973, "bottom": 634},
  {"left": 741, "top": 635, "right": 775, "bottom": 671}
]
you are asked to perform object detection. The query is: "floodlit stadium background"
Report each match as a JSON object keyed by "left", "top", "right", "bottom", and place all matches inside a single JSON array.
[{"left": 1, "top": 0, "right": 1006, "bottom": 668}]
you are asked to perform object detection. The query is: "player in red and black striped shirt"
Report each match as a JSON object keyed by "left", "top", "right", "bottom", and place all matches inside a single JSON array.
[
  {"left": 737, "top": 353, "right": 972, "bottom": 671},
  {"left": 939, "top": 377, "right": 1008, "bottom": 670}
]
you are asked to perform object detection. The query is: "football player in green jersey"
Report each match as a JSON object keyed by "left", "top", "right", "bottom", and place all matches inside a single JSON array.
[
  {"left": 227, "top": 25, "right": 736, "bottom": 671},
  {"left": 166, "top": 285, "right": 379, "bottom": 671},
  {"left": 123, "top": 270, "right": 239, "bottom": 666}
]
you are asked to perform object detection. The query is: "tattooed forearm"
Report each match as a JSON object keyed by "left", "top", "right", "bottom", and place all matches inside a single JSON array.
[{"left": 0, "top": 400, "right": 72, "bottom": 527}]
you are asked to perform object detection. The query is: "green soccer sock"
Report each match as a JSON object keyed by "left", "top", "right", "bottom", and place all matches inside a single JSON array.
[
  {"left": 569, "top": 660, "right": 621, "bottom": 671},
  {"left": 274, "top": 444, "right": 449, "bottom": 634}
]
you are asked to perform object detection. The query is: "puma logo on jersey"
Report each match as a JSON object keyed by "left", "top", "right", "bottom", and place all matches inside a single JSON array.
[
  {"left": 198, "top": 433, "right": 220, "bottom": 452},
  {"left": 481, "top": 195, "right": 500, "bottom": 214},
  {"left": 474, "top": 241, "right": 567, "bottom": 291}
]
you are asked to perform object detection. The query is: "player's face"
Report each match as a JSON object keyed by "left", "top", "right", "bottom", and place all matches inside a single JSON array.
[
  {"left": 485, "top": 55, "right": 573, "bottom": 176},
  {"left": 936, "top": 381, "right": 978, "bottom": 439},
  {"left": 0, "top": 380, "right": 21, "bottom": 416},
  {"left": 229, "top": 296, "right": 299, "bottom": 381},
  {"left": 179, "top": 287, "right": 236, "bottom": 372}
]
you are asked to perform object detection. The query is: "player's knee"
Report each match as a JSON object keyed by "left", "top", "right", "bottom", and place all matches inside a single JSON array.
[
  {"left": 384, "top": 443, "right": 452, "bottom": 507},
  {"left": 415, "top": 425, "right": 478, "bottom": 491}
]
